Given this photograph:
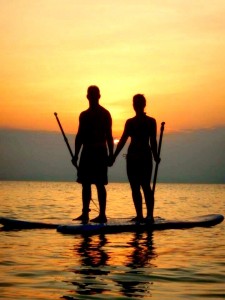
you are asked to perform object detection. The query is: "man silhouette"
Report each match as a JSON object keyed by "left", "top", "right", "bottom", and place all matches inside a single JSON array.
[{"left": 72, "top": 85, "right": 114, "bottom": 223}]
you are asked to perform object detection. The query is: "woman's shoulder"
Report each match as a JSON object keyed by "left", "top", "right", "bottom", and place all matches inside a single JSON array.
[
  {"left": 126, "top": 116, "right": 136, "bottom": 122},
  {"left": 125, "top": 116, "right": 136, "bottom": 126},
  {"left": 145, "top": 115, "right": 156, "bottom": 123},
  {"left": 125, "top": 115, "right": 156, "bottom": 128}
]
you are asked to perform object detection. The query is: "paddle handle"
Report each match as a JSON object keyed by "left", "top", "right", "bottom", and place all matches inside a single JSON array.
[
  {"left": 54, "top": 112, "right": 74, "bottom": 158},
  {"left": 152, "top": 122, "right": 165, "bottom": 195}
]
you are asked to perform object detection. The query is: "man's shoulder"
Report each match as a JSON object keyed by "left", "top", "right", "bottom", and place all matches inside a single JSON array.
[
  {"left": 79, "top": 109, "right": 89, "bottom": 118},
  {"left": 80, "top": 105, "right": 111, "bottom": 118},
  {"left": 99, "top": 105, "right": 110, "bottom": 112},
  {"left": 99, "top": 105, "right": 111, "bottom": 117}
]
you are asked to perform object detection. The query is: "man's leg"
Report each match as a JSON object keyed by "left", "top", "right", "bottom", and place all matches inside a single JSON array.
[
  {"left": 73, "top": 183, "right": 91, "bottom": 223},
  {"left": 91, "top": 184, "right": 107, "bottom": 223}
]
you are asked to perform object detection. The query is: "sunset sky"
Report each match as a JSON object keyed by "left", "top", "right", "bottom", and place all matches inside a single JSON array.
[{"left": 1, "top": 0, "right": 225, "bottom": 138}]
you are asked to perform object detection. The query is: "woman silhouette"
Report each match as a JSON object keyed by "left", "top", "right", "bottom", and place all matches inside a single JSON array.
[{"left": 113, "top": 94, "right": 160, "bottom": 223}]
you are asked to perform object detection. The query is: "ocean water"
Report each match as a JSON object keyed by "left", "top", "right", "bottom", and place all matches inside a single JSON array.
[{"left": 0, "top": 181, "right": 224, "bottom": 300}]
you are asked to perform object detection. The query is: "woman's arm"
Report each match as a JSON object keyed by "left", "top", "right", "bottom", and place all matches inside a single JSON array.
[
  {"left": 113, "top": 121, "right": 129, "bottom": 160},
  {"left": 150, "top": 119, "right": 159, "bottom": 162}
]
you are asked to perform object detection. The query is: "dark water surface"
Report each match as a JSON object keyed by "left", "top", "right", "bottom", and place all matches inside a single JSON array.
[{"left": 0, "top": 182, "right": 224, "bottom": 299}]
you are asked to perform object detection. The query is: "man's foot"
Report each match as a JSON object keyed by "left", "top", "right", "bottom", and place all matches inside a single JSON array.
[
  {"left": 73, "top": 214, "right": 89, "bottom": 223},
  {"left": 90, "top": 215, "right": 107, "bottom": 223},
  {"left": 81, "top": 218, "right": 89, "bottom": 225},
  {"left": 72, "top": 214, "right": 83, "bottom": 221}
]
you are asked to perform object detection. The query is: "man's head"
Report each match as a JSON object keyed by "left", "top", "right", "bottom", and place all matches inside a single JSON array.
[{"left": 87, "top": 85, "right": 101, "bottom": 105}]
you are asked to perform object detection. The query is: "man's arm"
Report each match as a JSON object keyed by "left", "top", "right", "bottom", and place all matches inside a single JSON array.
[
  {"left": 106, "top": 113, "right": 114, "bottom": 159},
  {"left": 72, "top": 115, "right": 83, "bottom": 169}
]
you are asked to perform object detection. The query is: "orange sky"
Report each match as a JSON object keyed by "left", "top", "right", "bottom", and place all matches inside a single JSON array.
[{"left": 1, "top": 0, "right": 225, "bottom": 137}]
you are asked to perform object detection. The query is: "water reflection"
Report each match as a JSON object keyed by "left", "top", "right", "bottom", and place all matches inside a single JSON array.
[
  {"left": 115, "top": 232, "right": 156, "bottom": 298},
  {"left": 76, "top": 234, "right": 109, "bottom": 270},
  {"left": 126, "top": 232, "right": 156, "bottom": 268},
  {"left": 63, "top": 232, "right": 156, "bottom": 299}
]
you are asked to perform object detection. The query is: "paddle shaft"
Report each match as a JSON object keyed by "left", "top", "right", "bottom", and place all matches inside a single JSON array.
[
  {"left": 54, "top": 112, "right": 74, "bottom": 158},
  {"left": 54, "top": 113, "right": 99, "bottom": 211},
  {"left": 152, "top": 122, "right": 165, "bottom": 196}
]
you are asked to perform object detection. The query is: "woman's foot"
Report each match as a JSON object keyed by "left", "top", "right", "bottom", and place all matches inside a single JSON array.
[
  {"left": 130, "top": 216, "right": 145, "bottom": 223},
  {"left": 145, "top": 216, "right": 154, "bottom": 224}
]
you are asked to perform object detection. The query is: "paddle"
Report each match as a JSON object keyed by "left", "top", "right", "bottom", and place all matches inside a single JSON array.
[
  {"left": 54, "top": 112, "right": 74, "bottom": 159},
  {"left": 152, "top": 121, "right": 165, "bottom": 196},
  {"left": 54, "top": 112, "right": 98, "bottom": 212}
]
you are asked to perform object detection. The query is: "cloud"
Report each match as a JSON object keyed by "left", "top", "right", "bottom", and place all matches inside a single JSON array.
[
  {"left": 0, "top": 129, "right": 75, "bottom": 181},
  {"left": 159, "top": 127, "right": 225, "bottom": 183},
  {"left": 0, "top": 126, "right": 224, "bottom": 183}
]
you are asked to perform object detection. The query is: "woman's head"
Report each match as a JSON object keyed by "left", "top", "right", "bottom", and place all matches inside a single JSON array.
[{"left": 133, "top": 94, "right": 146, "bottom": 113}]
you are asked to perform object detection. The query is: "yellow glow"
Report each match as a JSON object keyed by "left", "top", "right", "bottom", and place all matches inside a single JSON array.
[{"left": 1, "top": 1, "right": 225, "bottom": 136}]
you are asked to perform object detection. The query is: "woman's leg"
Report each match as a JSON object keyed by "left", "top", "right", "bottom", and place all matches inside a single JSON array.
[
  {"left": 130, "top": 182, "right": 143, "bottom": 220},
  {"left": 142, "top": 182, "right": 154, "bottom": 221}
]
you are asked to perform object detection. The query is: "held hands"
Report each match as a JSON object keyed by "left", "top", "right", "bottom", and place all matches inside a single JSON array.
[
  {"left": 108, "top": 154, "right": 116, "bottom": 167},
  {"left": 154, "top": 155, "right": 161, "bottom": 164}
]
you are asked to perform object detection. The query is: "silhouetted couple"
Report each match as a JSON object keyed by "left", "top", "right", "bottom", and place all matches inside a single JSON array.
[{"left": 72, "top": 86, "right": 160, "bottom": 224}]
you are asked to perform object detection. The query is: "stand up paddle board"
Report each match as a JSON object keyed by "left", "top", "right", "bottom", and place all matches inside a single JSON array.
[
  {"left": 0, "top": 214, "right": 223, "bottom": 234},
  {"left": 57, "top": 214, "right": 224, "bottom": 234},
  {"left": 0, "top": 217, "right": 58, "bottom": 230}
]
